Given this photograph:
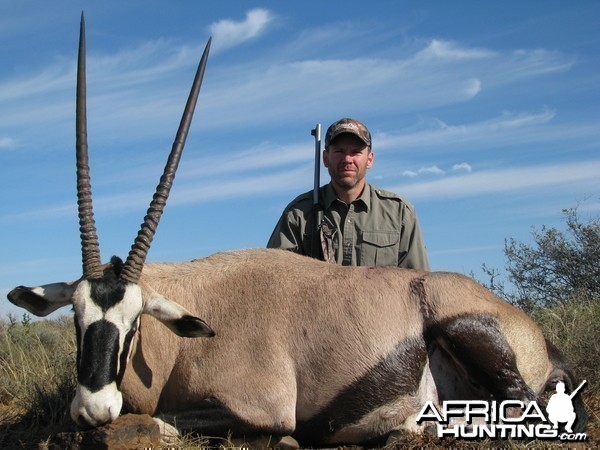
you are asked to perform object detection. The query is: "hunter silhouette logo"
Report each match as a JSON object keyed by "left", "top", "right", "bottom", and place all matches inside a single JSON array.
[
  {"left": 416, "top": 380, "right": 588, "bottom": 441},
  {"left": 546, "top": 380, "right": 586, "bottom": 433}
]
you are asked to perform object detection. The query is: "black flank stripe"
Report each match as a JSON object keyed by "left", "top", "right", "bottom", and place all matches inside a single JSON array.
[{"left": 294, "top": 336, "right": 427, "bottom": 446}]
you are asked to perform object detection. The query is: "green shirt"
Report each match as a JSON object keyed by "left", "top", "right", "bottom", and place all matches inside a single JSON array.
[{"left": 267, "top": 183, "right": 430, "bottom": 270}]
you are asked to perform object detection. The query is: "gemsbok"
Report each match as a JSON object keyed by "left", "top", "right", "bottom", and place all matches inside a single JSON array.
[{"left": 7, "top": 15, "right": 587, "bottom": 448}]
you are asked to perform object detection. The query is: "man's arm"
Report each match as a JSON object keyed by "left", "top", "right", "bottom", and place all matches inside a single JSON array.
[
  {"left": 399, "top": 209, "right": 430, "bottom": 271},
  {"left": 267, "top": 209, "right": 304, "bottom": 253}
]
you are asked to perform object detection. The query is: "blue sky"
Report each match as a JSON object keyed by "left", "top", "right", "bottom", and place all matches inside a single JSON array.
[{"left": 1, "top": 1, "right": 599, "bottom": 318}]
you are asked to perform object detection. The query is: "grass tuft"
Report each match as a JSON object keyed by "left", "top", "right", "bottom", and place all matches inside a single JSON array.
[{"left": 0, "top": 314, "right": 76, "bottom": 448}]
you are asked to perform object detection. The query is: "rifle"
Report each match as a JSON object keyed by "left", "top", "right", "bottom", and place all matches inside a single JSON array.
[
  {"left": 310, "top": 124, "right": 322, "bottom": 259},
  {"left": 569, "top": 380, "right": 587, "bottom": 399}
]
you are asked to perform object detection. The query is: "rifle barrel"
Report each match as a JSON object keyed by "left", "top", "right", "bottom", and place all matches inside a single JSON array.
[
  {"left": 569, "top": 380, "right": 587, "bottom": 399},
  {"left": 310, "top": 124, "right": 322, "bottom": 259},
  {"left": 311, "top": 124, "right": 321, "bottom": 206}
]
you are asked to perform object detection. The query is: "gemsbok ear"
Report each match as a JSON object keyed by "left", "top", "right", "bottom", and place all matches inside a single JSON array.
[
  {"left": 7, "top": 282, "right": 76, "bottom": 317},
  {"left": 143, "top": 295, "right": 215, "bottom": 338}
]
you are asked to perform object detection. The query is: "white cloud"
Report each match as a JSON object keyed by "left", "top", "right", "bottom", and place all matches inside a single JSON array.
[
  {"left": 0, "top": 26, "right": 577, "bottom": 142},
  {"left": 418, "top": 165, "right": 445, "bottom": 175},
  {"left": 209, "top": 8, "right": 274, "bottom": 52},
  {"left": 416, "top": 40, "right": 495, "bottom": 61},
  {"left": 403, "top": 164, "right": 463, "bottom": 178},
  {"left": 2, "top": 163, "right": 310, "bottom": 222},
  {"left": 171, "top": 167, "right": 308, "bottom": 206},
  {"left": 392, "top": 160, "right": 600, "bottom": 200},
  {"left": 0, "top": 137, "right": 17, "bottom": 150},
  {"left": 0, "top": 64, "right": 72, "bottom": 103},
  {"left": 375, "top": 108, "right": 581, "bottom": 154},
  {"left": 179, "top": 142, "right": 310, "bottom": 180},
  {"left": 452, "top": 162, "right": 472, "bottom": 172},
  {"left": 463, "top": 78, "right": 482, "bottom": 97}
]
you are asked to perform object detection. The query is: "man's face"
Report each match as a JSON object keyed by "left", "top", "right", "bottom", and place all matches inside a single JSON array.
[{"left": 324, "top": 133, "right": 374, "bottom": 191}]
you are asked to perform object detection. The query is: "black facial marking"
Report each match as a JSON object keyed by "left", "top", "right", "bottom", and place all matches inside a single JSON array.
[
  {"left": 89, "top": 268, "right": 126, "bottom": 312},
  {"left": 294, "top": 336, "right": 427, "bottom": 446},
  {"left": 424, "top": 313, "right": 535, "bottom": 401},
  {"left": 78, "top": 320, "right": 120, "bottom": 392}
]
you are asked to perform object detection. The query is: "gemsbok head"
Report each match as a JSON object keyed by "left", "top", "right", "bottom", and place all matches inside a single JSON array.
[{"left": 9, "top": 15, "right": 214, "bottom": 428}]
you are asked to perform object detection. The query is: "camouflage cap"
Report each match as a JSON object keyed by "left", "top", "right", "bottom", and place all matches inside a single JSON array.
[{"left": 325, "top": 118, "right": 371, "bottom": 148}]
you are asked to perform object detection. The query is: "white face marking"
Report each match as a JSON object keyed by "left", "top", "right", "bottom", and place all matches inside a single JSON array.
[
  {"left": 71, "top": 280, "right": 144, "bottom": 427},
  {"left": 106, "top": 285, "right": 143, "bottom": 375},
  {"left": 73, "top": 281, "right": 143, "bottom": 340},
  {"left": 106, "top": 283, "right": 143, "bottom": 329},
  {"left": 73, "top": 281, "right": 103, "bottom": 328},
  {"left": 71, "top": 382, "right": 123, "bottom": 427}
]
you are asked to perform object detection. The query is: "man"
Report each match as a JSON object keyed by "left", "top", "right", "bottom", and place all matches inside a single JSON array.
[{"left": 267, "top": 118, "right": 430, "bottom": 270}]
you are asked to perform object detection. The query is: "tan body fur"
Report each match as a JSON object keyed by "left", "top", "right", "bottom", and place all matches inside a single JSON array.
[{"left": 119, "top": 248, "right": 553, "bottom": 444}]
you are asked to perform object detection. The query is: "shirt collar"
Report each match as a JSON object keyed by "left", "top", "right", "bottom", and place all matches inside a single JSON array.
[{"left": 323, "top": 182, "right": 371, "bottom": 211}]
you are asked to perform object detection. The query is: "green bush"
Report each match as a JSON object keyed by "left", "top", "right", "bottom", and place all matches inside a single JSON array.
[{"left": 501, "top": 206, "right": 599, "bottom": 309}]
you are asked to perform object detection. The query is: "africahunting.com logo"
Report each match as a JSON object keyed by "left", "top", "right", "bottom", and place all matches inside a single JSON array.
[{"left": 416, "top": 380, "right": 587, "bottom": 442}]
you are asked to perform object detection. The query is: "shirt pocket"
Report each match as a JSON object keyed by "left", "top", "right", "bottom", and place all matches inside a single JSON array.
[{"left": 359, "top": 231, "right": 400, "bottom": 266}]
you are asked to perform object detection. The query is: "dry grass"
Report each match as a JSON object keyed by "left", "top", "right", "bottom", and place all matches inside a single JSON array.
[
  {"left": 1, "top": 301, "right": 598, "bottom": 449},
  {"left": 0, "top": 314, "right": 76, "bottom": 448}
]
